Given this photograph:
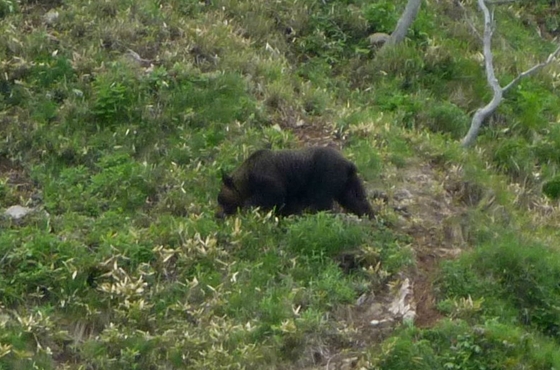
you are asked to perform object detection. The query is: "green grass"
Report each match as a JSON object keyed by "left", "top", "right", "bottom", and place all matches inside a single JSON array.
[
  {"left": 0, "top": 210, "right": 410, "bottom": 368},
  {"left": 370, "top": 319, "right": 560, "bottom": 369},
  {"left": 438, "top": 233, "right": 560, "bottom": 338},
  {"left": 1, "top": 0, "right": 560, "bottom": 368}
]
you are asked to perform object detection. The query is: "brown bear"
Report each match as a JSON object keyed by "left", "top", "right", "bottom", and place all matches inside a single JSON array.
[{"left": 216, "top": 147, "right": 375, "bottom": 219}]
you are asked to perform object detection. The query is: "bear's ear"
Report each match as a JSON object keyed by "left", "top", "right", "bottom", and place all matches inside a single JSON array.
[{"left": 221, "top": 171, "right": 235, "bottom": 189}]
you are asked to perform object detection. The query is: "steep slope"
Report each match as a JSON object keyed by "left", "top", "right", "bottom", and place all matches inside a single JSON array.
[{"left": 1, "top": 0, "right": 560, "bottom": 369}]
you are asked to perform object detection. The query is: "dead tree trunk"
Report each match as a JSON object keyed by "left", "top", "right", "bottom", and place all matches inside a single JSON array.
[
  {"left": 384, "top": 0, "right": 422, "bottom": 48},
  {"left": 461, "top": 0, "right": 560, "bottom": 147}
]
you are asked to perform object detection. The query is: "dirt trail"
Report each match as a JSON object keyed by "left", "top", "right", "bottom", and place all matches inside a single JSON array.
[
  {"left": 394, "top": 162, "right": 465, "bottom": 328},
  {"left": 289, "top": 125, "right": 468, "bottom": 369},
  {"left": 0, "top": 156, "right": 36, "bottom": 205}
]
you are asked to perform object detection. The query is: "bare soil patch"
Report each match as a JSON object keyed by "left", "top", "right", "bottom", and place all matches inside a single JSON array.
[
  {"left": 0, "top": 156, "right": 36, "bottom": 205},
  {"left": 391, "top": 162, "right": 466, "bottom": 327},
  {"left": 287, "top": 129, "right": 469, "bottom": 368}
]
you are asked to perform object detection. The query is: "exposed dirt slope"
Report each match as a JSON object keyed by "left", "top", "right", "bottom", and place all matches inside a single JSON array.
[{"left": 290, "top": 127, "right": 468, "bottom": 369}]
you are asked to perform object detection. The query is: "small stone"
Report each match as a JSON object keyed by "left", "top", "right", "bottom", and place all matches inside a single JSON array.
[
  {"left": 368, "top": 32, "right": 390, "bottom": 47},
  {"left": 44, "top": 10, "right": 59, "bottom": 25},
  {"left": 356, "top": 293, "right": 367, "bottom": 306},
  {"left": 341, "top": 357, "right": 359, "bottom": 370},
  {"left": 4, "top": 205, "right": 34, "bottom": 220},
  {"left": 370, "top": 318, "right": 391, "bottom": 326},
  {"left": 394, "top": 188, "right": 413, "bottom": 201}
]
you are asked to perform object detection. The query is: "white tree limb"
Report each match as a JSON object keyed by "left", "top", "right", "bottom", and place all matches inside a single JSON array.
[
  {"left": 461, "top": 0, "right": 560, "bottom": 147},
  {"left": 461, "top": 0, "right": 502, "bottom": 147},
  {"left": 502, "top": 44, "right": 560, "bottom": 92},
  {"left": 486, "top": 0, "right": 517, "bottom": 4},
  {"left": 384, "top": 0, "right": 422, "bottom": 47}
]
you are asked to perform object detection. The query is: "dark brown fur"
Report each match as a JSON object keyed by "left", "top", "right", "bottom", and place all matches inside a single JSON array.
[{"left": 216, "top": 147, "right": 375, "bottom": 219}]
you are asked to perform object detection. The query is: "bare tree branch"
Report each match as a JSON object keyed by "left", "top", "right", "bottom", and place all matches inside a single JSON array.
[
  {"left": 486, "top": 0, "right": 517, "bottom": 4},
  {"left": 461, "top": 0, "right": 502, "bottom": 147},
  {"left": 461, "top": 0, "right": 560, "bottom": 147},
  {"left": 502, "top": 44, "right": 560, "bottom": 92},
  {"left": 457, "top": 0, "right": 482, "bottom": 41}
]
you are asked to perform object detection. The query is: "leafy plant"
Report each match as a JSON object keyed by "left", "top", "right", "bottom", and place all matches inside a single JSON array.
[
  {"left": 286, "top": 213, "right": 364, "bottom": 259},
  {"left": 542, "top": 175, "right": 560, "bottom": 199},
  {"left": 363, "top": 1, "right": 398, "bottom": 33},
  {"left": 492, "top": 137, "right": 535, "bottom": 180},
  {"left": 438, "top": 234, "right": 560, "bottom": 339},
  {"left": 0, "top": 0, "right": 17, "bottom": 18}
]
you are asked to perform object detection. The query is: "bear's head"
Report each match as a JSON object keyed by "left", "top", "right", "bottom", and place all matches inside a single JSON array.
[{"left": 216, "top": 173, "right": 244, "bottom": 218}]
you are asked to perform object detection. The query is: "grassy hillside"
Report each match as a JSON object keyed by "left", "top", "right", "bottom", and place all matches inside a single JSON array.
[{"left": 1, "top": 0, "right": 560, "bottom": 368}]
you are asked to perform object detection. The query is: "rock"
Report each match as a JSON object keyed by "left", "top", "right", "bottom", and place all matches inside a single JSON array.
[
  {"left": 368, "top": 32, "right": 390, "bottom": 48},
  {"left": 394, "top": 188, "right": 413, "bottom": 201},
  {"left": 340, "top": 357, "right": 359, "bottom": 370},
  {"left": 30, "top": 192, "right": 43, "bottom": 207},
  {"left": 370, "top": 318, "right": 392, "bottom": 326},
  {"left": 44, "top": 10, "right": 59, "bottom": 25},
  {"left": 4, "top": 205, "right": 34, "bottom": 220},
  {"left": 388, "top": 278, "right": 416, "bottom": 321}
]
